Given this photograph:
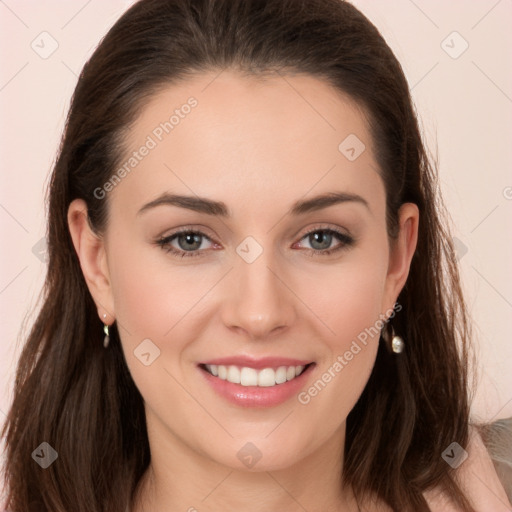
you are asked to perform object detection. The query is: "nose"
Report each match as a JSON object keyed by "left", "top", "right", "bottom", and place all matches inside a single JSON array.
[{"left": 220, "top": 250, "right": 296, "bottom": 341}]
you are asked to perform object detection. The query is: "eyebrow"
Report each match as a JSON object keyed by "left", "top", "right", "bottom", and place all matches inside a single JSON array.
[{"left": 137, "top": 191, "right": 370, "bottom": 217}]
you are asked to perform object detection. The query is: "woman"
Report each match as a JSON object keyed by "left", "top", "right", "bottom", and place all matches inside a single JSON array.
[{"left": 1, "top": 0, "right": 510, "bottom": 510}]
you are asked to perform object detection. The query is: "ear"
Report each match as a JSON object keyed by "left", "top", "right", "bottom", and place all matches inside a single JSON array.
[
  {"left": 67, "top": 198, "right": 115, "bottom": 323},
  {"left": 381, "top": 202, "right": 419, "bottom": 316}
]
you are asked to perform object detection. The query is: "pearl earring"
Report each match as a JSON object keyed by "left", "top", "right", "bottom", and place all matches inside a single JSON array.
[
  {"left": 102, "top": 313, "right": 110, "bottom": 348},
  {"left": 391, "top": 333, "right": 404, "bottom": 353},
  {"left": 382, "top": 322, "right": 405, "bottom": 354}
]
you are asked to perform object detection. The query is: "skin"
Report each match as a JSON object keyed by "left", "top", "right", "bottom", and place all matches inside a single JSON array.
[{"left": 68, "top": 70, "right": 420, "bottom": 511}]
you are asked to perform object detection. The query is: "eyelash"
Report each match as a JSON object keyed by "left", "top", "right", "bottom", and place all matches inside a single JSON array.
[{"left": 155, "top": 226, "right": 355, "bottom": 259}]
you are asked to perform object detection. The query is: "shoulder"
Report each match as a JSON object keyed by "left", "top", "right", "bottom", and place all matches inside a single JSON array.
[{"left": 423, "top": 424, "right": 512, "bottom": 511}]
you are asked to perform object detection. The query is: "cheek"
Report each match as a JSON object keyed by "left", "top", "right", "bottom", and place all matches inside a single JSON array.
[
  {"left": 294, "top": 247, "right": 388, "bottom": 423},
  {"left": 108, "top": 236, "right": 210, "bottom": 340},
  {"left": 301, "top": 249, "right": 388, "bottom": 345},
  {"left": 107, "top": 235, "right": 222, "bottom": 394}
]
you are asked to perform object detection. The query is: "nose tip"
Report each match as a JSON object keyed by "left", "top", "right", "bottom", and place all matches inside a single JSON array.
[
  {"left": 235, "top": 313, "right": 287, "bottom": 340},
  {"left": 227, "top": 302, "right": 290, "bottom": 341}
]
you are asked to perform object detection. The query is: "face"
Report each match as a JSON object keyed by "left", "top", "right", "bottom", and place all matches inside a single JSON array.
[{"left": 70, "top": 70, "right": 418, "bottom": 472}]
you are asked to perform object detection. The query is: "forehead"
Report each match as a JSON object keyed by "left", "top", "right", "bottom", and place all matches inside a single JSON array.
[{"left": 111, "top": 69, "right": 384, "bottom": 220}]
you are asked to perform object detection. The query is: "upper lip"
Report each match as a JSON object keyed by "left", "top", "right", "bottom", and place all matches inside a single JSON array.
[{"left": 199, "top": 356, "right": 314, "bottom": 370}]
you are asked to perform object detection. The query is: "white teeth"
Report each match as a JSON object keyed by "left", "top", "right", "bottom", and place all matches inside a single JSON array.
[
  {"left": 275, "top": 366, "right": 287, "bottom": 384},
  {"left": 217, "top": 365, "right": 227, "bottom": 380},
  {"left": 240, "top": 367, "right": 258, "bottom": 386},
  {"left": 204, "top": 364, "right": 306, "bottom": 387},
  {"left": 258, "top": 368, "right": 276, "bottom": 387},
  {"left": 227, "top": 365, "right": 241, "bottom": 384}
]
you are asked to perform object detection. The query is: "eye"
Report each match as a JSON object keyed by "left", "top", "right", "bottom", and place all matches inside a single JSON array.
[
  {"left": 155, "top": 225, "right": 355, "bottom": 259},
  {"left": 156, "top": 228, "right": 217, "bottom": 258},
  {"left": 294, "top": 227, "right": 355, "bottom": 256}
]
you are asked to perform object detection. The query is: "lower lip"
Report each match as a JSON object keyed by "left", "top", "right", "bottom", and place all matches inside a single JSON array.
[{"left": 198, "top": 363, "right": 316, "bottom": 408}]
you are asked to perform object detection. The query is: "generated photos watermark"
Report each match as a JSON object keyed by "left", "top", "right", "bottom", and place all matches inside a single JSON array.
[
  {"left": 297, "top": 302, "right": 402, "bottom": 405},
  {"left": 93, "top": 96, "right": 198, "bottom": 200}
]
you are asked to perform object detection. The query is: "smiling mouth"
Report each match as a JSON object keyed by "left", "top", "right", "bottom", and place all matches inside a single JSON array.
[{"left": 198, "top": 362, "right": 314, "bottom": 387}]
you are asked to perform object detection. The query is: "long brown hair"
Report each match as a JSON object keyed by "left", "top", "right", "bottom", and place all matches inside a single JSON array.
[{"left": 1, "top": 0, "right": 478, "bottom": 510}]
